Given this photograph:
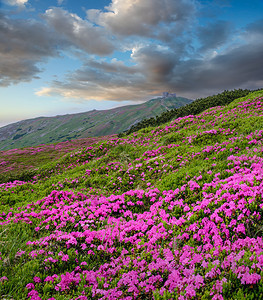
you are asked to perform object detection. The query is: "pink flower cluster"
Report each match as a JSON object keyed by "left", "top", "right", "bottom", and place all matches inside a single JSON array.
[
  {"left": 1, "top": 152, "right": 263, "bottom": 299},
  {"left": 1, "top": 95, "right": 263, "bottom": 299}
]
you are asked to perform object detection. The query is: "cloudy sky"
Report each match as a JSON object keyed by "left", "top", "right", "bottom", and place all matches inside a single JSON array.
[{"left": 1, "top": 0, "right": 263, "bottom": 127}]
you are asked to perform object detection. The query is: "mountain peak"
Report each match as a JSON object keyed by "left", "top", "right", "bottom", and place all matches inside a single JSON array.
[{"left": 0, "top": 96, "right": 192, "bottom": 150}]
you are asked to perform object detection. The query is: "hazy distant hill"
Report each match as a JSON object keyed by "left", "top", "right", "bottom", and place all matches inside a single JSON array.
[{"left": 0, "top": 96, "right": 192, "bottom": 150}]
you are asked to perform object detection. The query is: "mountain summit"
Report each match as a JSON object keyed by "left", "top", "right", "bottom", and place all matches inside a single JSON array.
[{"left": 0, "top": 96, "right": 191, "bottom": 150}]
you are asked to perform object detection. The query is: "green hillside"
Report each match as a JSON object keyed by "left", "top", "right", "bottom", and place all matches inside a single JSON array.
[
  {"left": 123, "top": 89, "right": 252, "bottom": 135},
  {"left": 0, "top": 96, "right": 191, "bottom": 151},
  {"left": 0, "top": 135, "right": 114, "bottom": 183},
  {"left": 1, "top": 89, "right": 263, "bottom": 299}
]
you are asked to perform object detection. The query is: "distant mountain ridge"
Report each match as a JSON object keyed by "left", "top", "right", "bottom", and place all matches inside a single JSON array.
[{"left": 0, "top": 96, "right": 192, "bottom": 150}]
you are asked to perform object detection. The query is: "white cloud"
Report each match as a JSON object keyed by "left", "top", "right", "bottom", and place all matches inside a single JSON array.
[
  {"left": 35, "top": 87, "right": 54, "bottom": 97},
  {"left": 3, "top": 0, "right": 28, "bottom": 6},
  {"left": 43, "top": 8, "right": 116, "bottom": 56},
  {"left": 87, "top": 0, "right": 196, "bottom": 40}
]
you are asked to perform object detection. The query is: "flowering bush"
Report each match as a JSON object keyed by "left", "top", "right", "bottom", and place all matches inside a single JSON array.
[{"left": 0, "top": 90, "right": 263, "bottom": 299}]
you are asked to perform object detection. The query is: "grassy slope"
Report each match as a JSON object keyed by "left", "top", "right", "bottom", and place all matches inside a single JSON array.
[
  {"left": 0, "top": 97, "right": 191, "bottom": 151},
  {"left": 0, "top": 90, "right": 263, "bottom": 299},
  {"left": 123, "top": 89, "right": 251, "bottom": 136},
  {"left": 0, "top": 135, "right": 115, "bottom": 183}
]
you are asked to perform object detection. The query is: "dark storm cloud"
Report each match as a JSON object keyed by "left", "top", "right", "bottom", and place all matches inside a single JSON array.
[
  {"left": 0, "top": 14, "right": 61, "bottom": 86},
  {"left": 40, "top": 0, "right": 263, "bottom": 101},
  {"left": 245, "top": 19, "right": 263, "bottom": 34},
  {"left": 0, "top": 7, "right": 116, "bottom": 87},
  {"left": 131, "top": 46, "right": 179, "bottom": 83},
  {"left": 40, "top": 31, "right": 263, "bottom": 101},
  {"left": 197, "top": 20, "right": 232, "bottom": 52},
  {"left": 0, "top": 58, "right": 41, "bottom": 87},
  {"left": 167, "top": 40, "right": 263, "bottom": 98},
  {"left": 36, "top": 45, "right": 183, "bottom": 101}
]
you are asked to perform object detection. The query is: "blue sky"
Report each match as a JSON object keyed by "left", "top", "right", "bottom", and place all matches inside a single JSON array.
[{"left": 0, "top": 0, "right": 263, "bottom": 127}]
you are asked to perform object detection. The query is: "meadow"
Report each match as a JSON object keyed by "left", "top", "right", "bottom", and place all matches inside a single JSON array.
[
  {"left": 1, "top": 89, "right": 263, "bottom": 299},
  {"left": 0, "top": 135, "right": 114, "bottom": 183}
]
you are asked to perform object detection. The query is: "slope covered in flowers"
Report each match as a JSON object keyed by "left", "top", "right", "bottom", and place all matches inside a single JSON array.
[
  {"left": 1, "top": 90, "right": 263, "bottom": 300},
  {"left": 0, "top": 135, "right": 114, "bottom": 183}
]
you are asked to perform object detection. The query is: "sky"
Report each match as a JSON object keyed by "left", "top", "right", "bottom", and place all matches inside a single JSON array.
[{"left": 0, "top": 0, "right": 263, "bottom": 128}]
